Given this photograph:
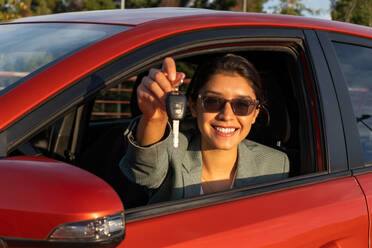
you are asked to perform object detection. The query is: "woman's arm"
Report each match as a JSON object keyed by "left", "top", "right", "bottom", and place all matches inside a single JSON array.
[
  {"left": 119, "top": 120, "right": 172, "bottom": 189},
  {"left": 135, "top": 57, "right": 184, "bottom": 146},
  {"left": 120, "top": 57, "right": 184, "bottom": 190}
]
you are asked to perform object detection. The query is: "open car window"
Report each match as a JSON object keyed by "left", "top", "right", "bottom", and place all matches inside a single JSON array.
[{"left": 9, "top": 31, "right": 325, "bottom": 213}]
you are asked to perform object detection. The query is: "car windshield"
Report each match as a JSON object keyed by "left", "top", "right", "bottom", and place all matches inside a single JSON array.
[{"left": 0, "top": 23, "right": 130, "bottom": 92}]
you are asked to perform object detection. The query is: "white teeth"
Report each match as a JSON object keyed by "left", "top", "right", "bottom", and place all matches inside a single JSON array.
[{"left": 215, "top": 127, "right": 236, "bottom": 133}]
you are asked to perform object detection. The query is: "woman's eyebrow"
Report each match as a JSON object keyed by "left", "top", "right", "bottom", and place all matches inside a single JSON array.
[
  {"left": 236, "top": 95, "right": 254, "bottom": 100},
  {"left": 203, "top": 90, "right": 223, "bottom": 95}
]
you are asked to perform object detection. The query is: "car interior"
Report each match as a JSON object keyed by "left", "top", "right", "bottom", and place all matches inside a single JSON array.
[{"left": 9, "top": 45, "right": 322, "bottom": 208}]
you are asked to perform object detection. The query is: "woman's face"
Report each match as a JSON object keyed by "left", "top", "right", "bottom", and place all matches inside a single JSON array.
[{"left": 190, "top": 72, "right": 260, "bottom": 151}]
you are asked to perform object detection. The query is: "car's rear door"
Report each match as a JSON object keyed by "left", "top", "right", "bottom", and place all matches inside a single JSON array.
[{"left": 317, "top": 30, "right": 372, "bottom": 247}]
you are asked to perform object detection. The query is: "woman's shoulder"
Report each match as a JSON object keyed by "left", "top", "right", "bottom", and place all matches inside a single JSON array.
[
  {"left": 240, "top": 139, "right": 288, "bottom": 159},
  {"left": 239, "top": 139, "right": 289, "bottom": 176}
]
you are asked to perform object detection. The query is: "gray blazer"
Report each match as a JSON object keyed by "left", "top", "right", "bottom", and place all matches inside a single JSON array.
[{"left": 120, "top": 118, "right": 289, "bottom": 203}]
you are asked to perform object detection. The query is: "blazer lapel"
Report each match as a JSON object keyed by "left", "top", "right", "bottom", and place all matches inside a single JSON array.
[
  {"left": 181, "top": 133, "right": 202, "bottom": 198},
  {"left": 234, "top": 140, "right": 260, "bottom": 188}
]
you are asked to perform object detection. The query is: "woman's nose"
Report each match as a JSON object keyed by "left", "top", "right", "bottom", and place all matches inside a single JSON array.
[{"left": 216, "top": 102, "right": 235, "bottom": 120}]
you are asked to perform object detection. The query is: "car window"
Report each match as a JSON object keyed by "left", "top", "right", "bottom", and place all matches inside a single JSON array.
[
  {"left": 91, "top": 79, "right": 134, "bottom": 120},
  {"left": 10, "top": 41, "right": 323, "bottom": 210},
  {"left": 0, "top": 23, "right": 129, "bottom": 93},
  {"left": 332, "top": 42, "right": 372, "bottom": 163},
  {"left": 91, "top": 62, "right": 194, "bottom": 121},
  {"left": 82, "top": 47, "right": 322, "bottom": 207}
]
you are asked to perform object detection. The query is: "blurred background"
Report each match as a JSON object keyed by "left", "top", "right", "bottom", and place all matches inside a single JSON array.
[{"left": 0, "top": 0, "right": 371, "bottom": 27}]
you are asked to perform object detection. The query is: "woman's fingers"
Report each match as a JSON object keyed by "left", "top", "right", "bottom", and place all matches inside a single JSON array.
[
  {"left": 148, "top": 68, "right": 172, "bottom": 93},
  {"left": 137, "top": 57, "right": 185, "bottom": 119},
  {"left": 137, "top": 82, "right": 165, "bottom": 111},
  {"left": 141, "top": 76, "right": 168, "bottom": 105},
  {"left": 162, "top": 57, "right": 177, "bottom": 82}
]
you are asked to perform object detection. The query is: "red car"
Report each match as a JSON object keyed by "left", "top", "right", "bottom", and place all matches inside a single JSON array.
[{"left": 1, "top": 7, "right": 372, "bottom": 248}]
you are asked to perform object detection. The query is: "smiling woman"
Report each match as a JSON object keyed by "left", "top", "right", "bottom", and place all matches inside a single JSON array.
[{"left": 120, "top": 54, "right": 289, "bottom": 203}]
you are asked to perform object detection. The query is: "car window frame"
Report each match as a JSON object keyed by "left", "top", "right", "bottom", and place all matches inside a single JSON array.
[
  {"left": 316, "top": 30, "right": 367, "bottom": 170},
  {"left": 1, "top": 26, "right": 348, "bottom": 221}
]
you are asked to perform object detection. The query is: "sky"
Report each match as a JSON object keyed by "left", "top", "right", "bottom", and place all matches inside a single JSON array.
[{"left": 263, "top": 0, "right": 332, "bottom": 20}]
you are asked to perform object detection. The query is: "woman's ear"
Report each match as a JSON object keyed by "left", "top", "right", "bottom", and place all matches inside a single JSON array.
[
  {"left": 251, "top": 106, "right": 260, "bottom": 124},
  {"left": 188, "top": 98, "right": 197, "bottom": 117}
]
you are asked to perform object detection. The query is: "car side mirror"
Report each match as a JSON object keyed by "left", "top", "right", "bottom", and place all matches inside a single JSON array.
[{"left": 0, "top": 156, "right": 125, "bottom": 248}]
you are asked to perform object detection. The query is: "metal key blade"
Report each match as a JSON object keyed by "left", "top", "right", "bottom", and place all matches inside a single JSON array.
[{"left": 172, "top": 120, "right": 179, "bottom": 148}]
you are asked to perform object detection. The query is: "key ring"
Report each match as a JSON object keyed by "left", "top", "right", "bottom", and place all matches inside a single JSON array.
[{"left": 174, "top": 79, "right": 183, "bottom": 92}]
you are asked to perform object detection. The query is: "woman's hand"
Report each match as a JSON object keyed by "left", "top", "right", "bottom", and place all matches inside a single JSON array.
[
  {"left": 136, "top": 57, "right": 185, "bottom": 146},
  {"left": 137, "top": 57, "right": 185, "bottom": 122}
]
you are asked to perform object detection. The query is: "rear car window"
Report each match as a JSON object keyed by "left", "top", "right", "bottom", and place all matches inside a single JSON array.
[
  {"left": 333, "top": 42, "right": 372, "bottom": 163},
  {"left": 0, "top": 23, "right": 130, "bottom": 93}
]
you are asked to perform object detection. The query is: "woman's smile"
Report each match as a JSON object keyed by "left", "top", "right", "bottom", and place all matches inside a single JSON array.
[
  {"left": 213, "top": 126, "right": 237, "bottom": 136},
  {"left": 212, "top": 125, "right": 238, "bottom": 136}
]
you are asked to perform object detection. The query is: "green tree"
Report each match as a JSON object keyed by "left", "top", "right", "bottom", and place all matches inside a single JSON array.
[
  {"left": 125, "top": 0, "right": 161, "bottom": 8},
  {"left": 180, "top": 0, "right": 237, "bottom": 10},
  {"left": 0, "top": 0, "right": 32, "bottom": 21},
  {"left": 31, "top": 0, "right": 56, "bottom": 15},
  {"left": 245, "top": 0, "right": 269, "bottom": 12},
  {"left": 82, "top": 0, "right": 116, "bottom": 10},
  {"left": 331, "top": 0, "right": 372, "bottom": 26},
  {"left": 270, "top": 0, "right": 314, "bottom": 16},
  {"left": 40, "top": 0, "right": 117, "bottom": 12},
  {"left": 180, "top": 0, "right": 268, "bottom": 12}
]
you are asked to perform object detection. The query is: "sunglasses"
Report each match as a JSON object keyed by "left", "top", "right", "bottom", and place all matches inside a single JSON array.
[{"left": 198, "top": 94, "right": 259, "bottom": 116}]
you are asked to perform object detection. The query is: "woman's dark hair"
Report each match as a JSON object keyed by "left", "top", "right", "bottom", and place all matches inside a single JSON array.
[{"left": 186, "top": 54, "right": 267, "bottom": 110}]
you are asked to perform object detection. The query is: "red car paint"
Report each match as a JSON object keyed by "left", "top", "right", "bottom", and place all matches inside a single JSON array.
[
  {"left": 0, "top": 156, "right": 123, "bottom": 239},
  {"left": 0, "top": 8, "right": 371, "bottom": 248},
  {"left": 123, "top": 177, "right": 368, "bottom": 247},
  {"left": 354, "top": 173, "right": 372, "bottom": 245}
]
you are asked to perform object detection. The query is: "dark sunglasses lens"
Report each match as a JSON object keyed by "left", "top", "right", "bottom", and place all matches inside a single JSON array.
[
  {"left": 203, "top": 97, "right": 223, "bottom": 112},
  {"left": 231, "top": 100, "right": 256, "bottom": 116},
  {"left": 202, "top": 96, "right": 257, "bottom": 115}
]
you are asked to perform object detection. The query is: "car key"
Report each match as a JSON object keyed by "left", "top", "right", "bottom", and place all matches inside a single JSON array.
[{"left": 166, "top": 81, "right": 187, "bottom": 148}]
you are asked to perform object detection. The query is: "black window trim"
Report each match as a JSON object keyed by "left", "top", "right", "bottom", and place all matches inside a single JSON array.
[
  {"left": 304, "top": 30, "right": 349, "bottom": 173},
  {"left": 0, "top": 26, "right": 347, "bottom": 221},
  {"left": 316, "top": 30, "right": 366, "bottom": 170}
]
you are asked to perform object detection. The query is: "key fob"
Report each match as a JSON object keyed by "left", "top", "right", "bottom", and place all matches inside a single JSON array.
[{"left": 166, "top": 91, "right": 187, "bottom": 120}]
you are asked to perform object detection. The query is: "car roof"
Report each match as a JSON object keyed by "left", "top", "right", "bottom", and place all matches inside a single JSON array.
[
  {"left": 10, "top": 7, "right": 372, "bottom": 38},
  {"left": 11, "top": 8, "right": 215, "bottom": 25}
]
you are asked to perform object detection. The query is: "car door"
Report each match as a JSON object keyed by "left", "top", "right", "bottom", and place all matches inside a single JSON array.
[
  {"left": 317, "top": 30, "right": 372, "bottom": 246},
  {"left": 113, "top": 28, "right": 368, "bottom": 247}
]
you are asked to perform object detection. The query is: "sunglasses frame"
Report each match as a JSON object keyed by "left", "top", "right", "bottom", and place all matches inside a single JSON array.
[{"left": 198, "top": 94, "right": 260, "bottom": 116}]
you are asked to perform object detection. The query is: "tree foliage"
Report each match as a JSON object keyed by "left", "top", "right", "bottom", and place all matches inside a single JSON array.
[
  {"left": 331, "top": 0, "right": 372, "bottom": 26},
  {"left": 180, "top": 0, "right": 268, "bottom": 11},
  {"left": 82, "top": 0, "right": 116, "bottom": 10},
  {"left": 1, "top": 0, "right": 119, "bottom": 21},
  {"left": 125, "top": 0, "right": 161, "bottom": 8},
  {"left": 0, "top": 0, "right": 32, "bottom": 21},
  {"left": 1, "top": 0, "right": 317, "bottom": 22},
  {"left": 246, "top": 0, "right": 268, "bottom": 13},
  {"left": 180, "top": 0, "right": 237, "bottom": 10},
  {"left": 270, "top": 0, "right": 313, "bottom": 16}
]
